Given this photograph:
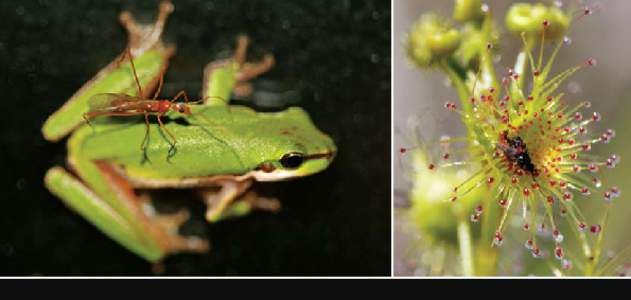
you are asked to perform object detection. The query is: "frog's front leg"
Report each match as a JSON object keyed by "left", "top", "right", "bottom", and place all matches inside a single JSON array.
[
  {"left": 202, "top": 36, "right": 275, "bottom": 105},
  {"left": 224, "top": 191, "right": 281, "bottom": 220},
  {"left": 202, "top": 179, "right": 251, "bottom": 222},
  {"left": 42, "top": 1, "right": 175, "bottom": 142},
  {"left": 204, "top": 190, "right": 281, "bottom": 222}
]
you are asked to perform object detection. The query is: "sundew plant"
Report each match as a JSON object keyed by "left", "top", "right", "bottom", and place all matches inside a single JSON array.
[{"left": 398, "top": 0, "right": 628, "bottom": 276}]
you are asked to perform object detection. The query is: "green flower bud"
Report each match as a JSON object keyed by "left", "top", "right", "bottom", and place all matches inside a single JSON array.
[
  {"left": 506, "top": 3, "right": 569, "bottom": 40},
  {"left": 455, "top": 23, "right": 500, "bottom": 69},
  {"left": 407, "top": 150, "right": 482, "bottom": 246},
  {"left": 407, "top": 14, "right": 461, "bottom": 68},
  {"left": 453, "top": 0, "right": 483, "bottom": 23}
]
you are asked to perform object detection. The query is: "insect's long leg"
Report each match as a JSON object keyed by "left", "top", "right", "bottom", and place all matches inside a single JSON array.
[
  {"left": 142, "top": 112, "right": 151, "bottom": 151},
  {"left": 126, "top": 47, "right": 143, "bottom": 97},
  {"left": 152, "top": 70, "right": 165, "bottom": 100},
  {"left": 157, "top": 113, "right": 177, "bottom": 148}
]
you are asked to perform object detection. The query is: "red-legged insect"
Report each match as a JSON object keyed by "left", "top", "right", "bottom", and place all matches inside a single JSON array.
[{"left": 83, "top": 48, "right": 206, "bottom": 151}]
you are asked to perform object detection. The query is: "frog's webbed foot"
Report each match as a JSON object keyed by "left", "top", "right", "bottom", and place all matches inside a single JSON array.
[
  {"left": 137, "top": 195, "right": 189, "bottom": 235},
  {"left": 240, "top": 191, "right": 281, "bottom": 212},
  {"left": 119, "top": 0, "right": 174, "bottom": 56},
  {"left": 233, "top": 54, "right": 275, "bottom": 98},
  {"left": 201, "top": 180, "right": 252, "bottom": 222},
  {"left": 154, "top": 209, "right": 189, "bottom": 233},
  {"left": 233, "top": 36, "right": 275, "bottom": 98},
  {"left": 236, "top": 54, "right": 275, "bottom": 82},
  {"left": 202, "top": 36, "right": 275, "bottom": 100},
  {"left": 97, "top": 163, "right": 209, "bottom": 257}
]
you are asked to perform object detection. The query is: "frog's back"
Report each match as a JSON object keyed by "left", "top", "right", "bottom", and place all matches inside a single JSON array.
[{"left": 70, "top": 105, "right": 334, "bottom": 180}]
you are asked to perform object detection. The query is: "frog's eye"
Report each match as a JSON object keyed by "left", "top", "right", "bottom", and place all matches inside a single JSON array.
[{"left": 280, "top": 152, "right": 304, "bottom": 169}]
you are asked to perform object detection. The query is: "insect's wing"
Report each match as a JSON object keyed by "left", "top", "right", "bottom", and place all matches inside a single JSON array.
[{"left": 87, "top": 93, "right": 135, "bottom": 111}]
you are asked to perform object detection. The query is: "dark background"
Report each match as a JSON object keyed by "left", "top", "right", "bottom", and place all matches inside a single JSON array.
[{"left": 0, "top": 0, "right": 390, "bottom": 276}]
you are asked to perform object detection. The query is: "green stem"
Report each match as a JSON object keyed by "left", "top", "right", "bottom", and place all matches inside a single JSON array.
[
  {"left": 596, "top": 242, "right": 631, "bottom": 276},
  {"left": 474, "top": 243, "right": 499, "bottom": 276},
  {"left": 474, "top": 190, "right": 500, "bottom": 276},
  {"left": 457, "top": 218, "right": 475, "bottom": 276},
  {"left": 585, "top": 206, "right": 611, "bottom": 276},
  {"left": 442, "top": 61, "right": 471, "bottom": 112}
]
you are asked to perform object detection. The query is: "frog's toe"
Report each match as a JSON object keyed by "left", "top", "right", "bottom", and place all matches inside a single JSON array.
[
  {"left": 153, "top": 208, "right": 210, "bottom": 255},
  {"left": 243, "top": 192, "right": 281, "bottom": 213},
  {"left": 155, "top": 209, "right": 190, "bottom": 234},
  {"left": 237, "top": 54, "right": 275, "bottom": 82},
  {"left": 161, "top": 234, "right": 210, "bottom": 257}
]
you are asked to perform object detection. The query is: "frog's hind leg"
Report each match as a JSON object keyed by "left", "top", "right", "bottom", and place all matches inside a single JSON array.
[
  {"left": 45, "top": 167, "right": 154, "bottom": 258},
  {"left": 93, "top": 162, "right": 208, "bottom": 255},
  {"left": 45, "top": 163, "right": 208, "bottom": 262}
]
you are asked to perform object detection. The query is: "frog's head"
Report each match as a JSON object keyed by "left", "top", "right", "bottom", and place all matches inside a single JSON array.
[{"left": 245, "top": 107, "right": 336, "bottom": 181}]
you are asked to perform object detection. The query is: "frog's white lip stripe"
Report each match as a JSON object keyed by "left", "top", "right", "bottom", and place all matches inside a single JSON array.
[
  {"left": 250, "top": 169, "right": 300, "bottom": 182},
  {"left": 112, "top": 150, "right": 333, "bottom": 188},
  {"left": 114, "top": 165, "right": 299, "bottom": 189}
]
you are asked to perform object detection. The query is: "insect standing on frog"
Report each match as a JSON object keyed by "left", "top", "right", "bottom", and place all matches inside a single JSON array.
[{"left": 83, "top": 48, "right": 209, "bottom": 152}]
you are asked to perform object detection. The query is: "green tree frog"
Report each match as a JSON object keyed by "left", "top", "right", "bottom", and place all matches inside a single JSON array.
[{"left": 41, "top": 1, "right": 336, "bottom": 262}]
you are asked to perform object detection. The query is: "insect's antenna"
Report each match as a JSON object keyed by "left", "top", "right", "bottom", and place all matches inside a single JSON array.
[
  {"left": 189, "top": 107, "right": 214, "bottom": 126},
  {"left": 189, "top": 96, "right": 226, "bottom": 105},
  {"left": 169, "top": 90, "right": 190, "bottom": 104},
  {"left": 127, "top": 47, "right": 143, "bottom": 97}
]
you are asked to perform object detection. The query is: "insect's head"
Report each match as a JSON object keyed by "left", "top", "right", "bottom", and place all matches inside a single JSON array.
[{"left": 172, "top": 103, "right": 191, "bottom": 115}]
